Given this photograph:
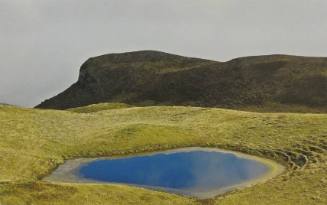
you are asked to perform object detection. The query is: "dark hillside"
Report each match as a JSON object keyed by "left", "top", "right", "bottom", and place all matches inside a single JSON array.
[{"left": 37, "top": 51, "right": 327, "bottom": 111}]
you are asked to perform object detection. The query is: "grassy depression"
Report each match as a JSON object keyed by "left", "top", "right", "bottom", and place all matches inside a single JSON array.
[{"left": 0, "top": 103, "right": 327, "bottom": 204}]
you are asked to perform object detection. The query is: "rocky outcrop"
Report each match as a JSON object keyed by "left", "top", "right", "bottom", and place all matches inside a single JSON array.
[{"left": 37, "top": 51, "right": 327, "bottom": 111}]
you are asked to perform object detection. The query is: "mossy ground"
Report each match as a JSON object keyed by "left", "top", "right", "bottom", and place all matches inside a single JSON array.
[{"left": 0, "top": 103, "right": 326, "bottom": 205}]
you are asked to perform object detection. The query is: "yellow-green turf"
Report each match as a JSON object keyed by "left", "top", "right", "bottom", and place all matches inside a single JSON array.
[{"left": 0, "top": 103, "right": 326, "bottom": 205}]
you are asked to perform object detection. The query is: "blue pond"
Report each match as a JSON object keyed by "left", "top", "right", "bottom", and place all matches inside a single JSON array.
[{"left": 77, "top": 149, "right": 269, "bottom": 198}]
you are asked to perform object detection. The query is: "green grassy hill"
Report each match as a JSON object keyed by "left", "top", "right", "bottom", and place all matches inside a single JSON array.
[
  {"left": 1, "top": 103, "right": 326, "bottom": 204},
  {"left": 37, "top": 51, "right": 327, "bottom": 112}
]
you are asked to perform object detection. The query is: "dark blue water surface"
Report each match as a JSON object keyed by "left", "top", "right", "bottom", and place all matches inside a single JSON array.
[{"left": 78, "top": 149, "right": 269, "bottom": 196}]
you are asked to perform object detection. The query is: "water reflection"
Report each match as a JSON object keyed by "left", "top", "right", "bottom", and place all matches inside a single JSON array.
[{"left": 78, "top": 150, "right": 269, "bottom": 196}]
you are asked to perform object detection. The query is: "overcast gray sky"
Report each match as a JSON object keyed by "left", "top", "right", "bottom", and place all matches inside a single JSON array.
[{"left": 1, "top": 0, "right": 327, "bottom": 107}]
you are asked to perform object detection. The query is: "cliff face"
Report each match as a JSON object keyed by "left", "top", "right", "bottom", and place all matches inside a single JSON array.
[{"left": 37, "top": 50, "right": 327, "bottom": 110}]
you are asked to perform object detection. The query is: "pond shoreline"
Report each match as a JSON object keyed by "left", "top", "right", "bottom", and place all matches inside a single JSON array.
[{"left": 43, "top": 147, "right": 285, "bottom": 199}]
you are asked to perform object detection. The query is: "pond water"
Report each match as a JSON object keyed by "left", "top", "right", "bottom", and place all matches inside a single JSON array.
[{"left": 46, "top": 148, "right": 279, "bottom": 198}]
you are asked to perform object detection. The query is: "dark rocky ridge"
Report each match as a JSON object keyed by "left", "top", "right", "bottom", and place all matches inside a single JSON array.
[{"left": 37, "top": 50, "right": 327, "bottom": 111}]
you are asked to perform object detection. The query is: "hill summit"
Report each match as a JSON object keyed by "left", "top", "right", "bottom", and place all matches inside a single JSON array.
[{"left": 37, "top": 50, "right": 327, "bottom": 111}]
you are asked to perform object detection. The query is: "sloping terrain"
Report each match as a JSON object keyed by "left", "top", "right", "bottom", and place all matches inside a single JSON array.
[
  {"left": 0, "top": 103, "right": 326, "bottom": 205},
  {"left": 37, "top": 51, "right": 327, "bottom": 112}
]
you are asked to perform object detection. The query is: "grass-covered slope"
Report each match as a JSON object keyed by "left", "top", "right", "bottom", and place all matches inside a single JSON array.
[
  {"left": 67, "top": 103, "right": 131, "bottom": 113},
  {"left": 0, "top": 104, "right": 327, "bottom": 205},
  {"left": 0, "top": 103, "right": 327, "bottom": 205},
  {"left": 37, "top": 51, "right": 327, "bottom": 112}
]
